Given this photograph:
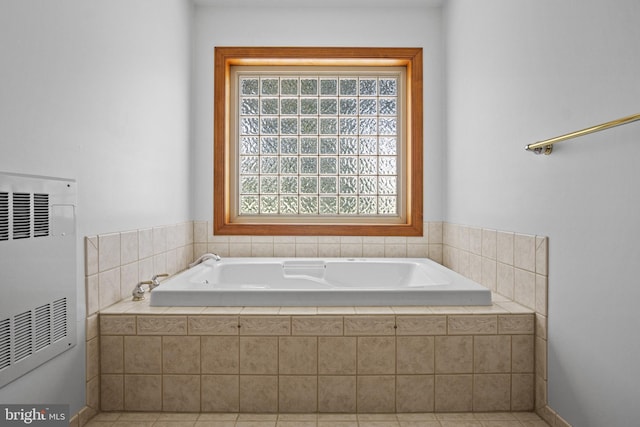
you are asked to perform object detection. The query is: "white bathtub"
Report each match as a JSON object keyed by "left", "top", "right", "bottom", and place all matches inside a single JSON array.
[{"left": 149, "top": 257, "right": 491, "bottom": 306}]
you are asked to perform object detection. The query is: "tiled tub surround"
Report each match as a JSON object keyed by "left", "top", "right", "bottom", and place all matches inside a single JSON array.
[
  {"left": 80, "top": 220, "right": 568, "bottom": 425},
  {"left": 98, "top": 301, "right": 535, "bottom": 414},
  {"left": 440, "top": 224, "right": 566, "bottom": 426}
]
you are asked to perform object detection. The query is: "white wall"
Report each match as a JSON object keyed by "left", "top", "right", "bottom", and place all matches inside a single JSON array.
[
  {"left": 445, "top": 1, "right": 640, "bottom": 425},
  {"left": 0, "top": 0, "right": 192, "bottom": 413},
  {"left": 192, "top": 0, "right": 445, "bottom": 222}
]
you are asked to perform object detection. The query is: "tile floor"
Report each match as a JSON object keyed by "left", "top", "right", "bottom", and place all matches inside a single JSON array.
[{"left": 85, "top": 412, "right": 550, "bottom": 427}]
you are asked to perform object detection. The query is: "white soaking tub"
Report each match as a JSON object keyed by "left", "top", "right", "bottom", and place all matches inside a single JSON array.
[{"left": 149, "top": 257, "right": 491, "bottom": 306}]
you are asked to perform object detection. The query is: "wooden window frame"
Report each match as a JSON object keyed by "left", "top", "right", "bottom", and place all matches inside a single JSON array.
[{"left": 214, "top": 47, "right": 423, "bottom": 236}]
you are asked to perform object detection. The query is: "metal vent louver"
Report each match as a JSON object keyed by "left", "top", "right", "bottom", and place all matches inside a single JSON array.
[
  {"left": 12, "top": 193, "right": 31, "bottom": 240},
  {"left": 0, "top": 319, "right": 10, "bottom": 370},
  {"left": 34, "top": 304, "right": 51, "bottom": 351},
  {"left": 52, "top": 298, "right": 67, "bottom": 342},
  {"left": 0, "top": 192, "right": 8, "bottom": 241},
  {"left": 13, "top": 311, "right": 33, "bottom": 362},
  {"left": 33, "top": 193, "right": 49, "bottom": 238}
]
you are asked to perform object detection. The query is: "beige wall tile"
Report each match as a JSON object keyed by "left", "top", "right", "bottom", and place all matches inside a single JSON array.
[
  {"left": 434, "top": 374, "right": 472, "bottom": 412},
  {"left": 473, "top": 374, "right": 511, "bottom": 411},
  {"left": 86, "top": 337, "right": 99, "bottom": 380},
  {"left": 496, "top": 231, "right": 514, "bottom": 266},
  {"left": 468, "top": 253, "right": 482, "bottom": 283},
  {"left": 86, "top": 375, "right": 100, "bottom": 410},
  {"left": 124, "top": 336, "right": 162, "bottom": 374},
  {"left": 138, "top": 228, "right": 154, "bottom": 259},
  {"left": 202, "top": 375, "right": 239, "bottom": 412},
  {"left": 252, "top": 242, "right": 274, "bottom": 257},
  {"left": 396, "top": 375, "right": 434, "bottom": 412},
  {"left": 429, "top": 222, "right": 443, "bottom": 244},
  {"left": 397, "top": 336, "right": 434, "bottom": 374},
  {"left": 512, "top": 335, "right": 534, "bottom": 373},
  {"left": 86, "top": 275, "right": 99, "bottom": 316},
  {"left": 99, "top": 267, "right": 121, "bottom": 310},
  {"left": 481, "top": 229, "right": 497, "bottom": 260},
  {"left": 189, "top": 316, "right": 239, "bottom": 335},
  {"left": 202, "top": 336, "right": 239, "bottom": 374},
  {"left": 318, "top": 376, "right": 356, "bottom": 413},
  {"left": 153, "top": 226, "right": 167, "bottom": 255},
  {"left": 100, "top": 315, "right": 136, "bottom": 335},
  {"left": 240, "top": 336, "right": 278, "bottom": 375},
  {"left": 536, "top": 337, "right": 548, "bottom": 380},
  {"left": 469, "top": 227, "right": 482, "bottom": 255},
  {"left": 344, "top": 316, "right": 395, "bottom": 336},
  {"left": 292, "top": 316, "right": 343, "bottom": 335},
  {"left": 535, "top": 236, "right": 548, "bottom": 276},
  {"left": 193, "top": 221, "right": 207, "bottom": 243},
  {"left": 121, "top": 230, "right": 139, "bottom": 265},
  {"left": 511, "top": 374, "right": 534, "bottom": 411},
  {"left": 239, "top": 316, "right": 290, "bottom": 335},
  {"left": 535, "top": 314, "right": 548, "bottom": 340},
  {"left": 85, "top": 236, "right": 98, "bottom": 276},
  {"left": 435, "top": 336, "right": 473, "bottom": 374},
  {"left": 163, "top": 375, "right": 201, "bottom": 412},
  {"left": 496, "top": 263, "right": 514, "bottom": 299},
  {"left": 137, "top": 316, "right": 187, "bottom": 335},
  {"left": 279, "top": 376, "right": 318, "bottom": 413},
  {"left": 279, "top": 337, "right": 317, "bottom": 375},
  {"left": 357, "top": 376, "right": 395, "bottom": 413},
  {"left": 100, "top": 374, "right": 124, "bottom": 411},
  {"left": 428, "top": 244, "right": 443, "bottom": 264},
  {"left": 448, "top": 315, "right": 497, "bottom": 335},
  {"left": 86, "top": 314, "right": 99, "bottom": 341},
  {"left": 514, "top": 233, "right": 535, "bottom": 272},
  {"left": 498, "top": 314, "right": 534, "bottom": 334},
  {"left": 101, "top": 335, "right": 123, "bottom": 374},
  {"left": 514, "top": 269, "right": 536, "bottom": 310},
  {"left": 124, "top": 374, "right": 162, "bottom": 411},
  {"left": 396, "top": 316, "right": 447, "bottom": 335},
  {"left": 536, "top": 274, "right": 548, "bottom": 316},
  {"left": 357, "top": 337, "right": 396, "bottom": 375},
  {"left": 239, "top": 375, "right": 278, "bottom": 413},
  {"left": 318, "top": 337, "right": 356, "bottom": 375},
  {"left": 163, "top": 336, "right": 201, "bottom": 374},
  {"left": 474, "top": 335, "right": 511, "bottom": 373},
  {"left": 99, "top": 233, "right": 121, "bottom": 272},
  {"left": 120, "top": 262, "right": 139, "bottom": 301},
  {"left": 481, "top": 258, "right": 497, "bottom": 291},
  {"left": 536, "top": 375, "right": 548, "bottom": 409}
]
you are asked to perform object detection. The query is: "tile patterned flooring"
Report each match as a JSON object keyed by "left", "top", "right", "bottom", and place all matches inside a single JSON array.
[{"left": 85, "top": 412, "right": 550, "bottom": 427}]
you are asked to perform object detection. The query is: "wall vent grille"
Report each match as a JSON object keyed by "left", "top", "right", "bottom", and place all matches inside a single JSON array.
[
  {"left": 0, "top": 192, "right": 51, "bottom": 241},
  {"left": 0, "top": 319, "right": 10, "bottom": 370},
  {"left": 0, "top": 192, "right": 8, "bottom": 241},
  {"left": 34, "top": 304, "right": 51, "bottom": 351},
  {"left": 52, "top": 298, "right": 67, "bottom": 342},
  {"left": 33, "top": 194, "right": 49, "bottom": 238},
  {"left": 13, "top": 311, "right": 33, "bottom": 362},
  {"left": 12, "top": 193, "right": 31, "bottom": 240}
]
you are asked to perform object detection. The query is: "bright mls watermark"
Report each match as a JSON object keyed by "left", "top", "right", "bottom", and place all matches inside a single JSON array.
[{"left": 1, "top": 405, "right": 68, "bottom": 426}]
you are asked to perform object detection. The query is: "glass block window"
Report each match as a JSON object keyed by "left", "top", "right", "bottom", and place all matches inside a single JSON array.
[
  {"left": 214, "top": 47, "right": 423, "bottom": 236},
  {"left": 237, "top": 73, "right": 401, "bottom": 216}
]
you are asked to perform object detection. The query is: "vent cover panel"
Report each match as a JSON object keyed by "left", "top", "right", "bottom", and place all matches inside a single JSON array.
[
  {"left": 12, "top": 193, "right": 31, "bottom": 240},
  {"left": 0, "top": 172, "right": 76, "bottom": 388},
  {"left": 0, "top": 192, "right": 7, "bottom": 241},
  {"left": 33, "top": 193, "right": 49, "bottom": 238}
]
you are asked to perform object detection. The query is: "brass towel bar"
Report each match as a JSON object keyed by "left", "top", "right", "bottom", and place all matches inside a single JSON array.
[{"left": 525, "top": 113, "right": 640, "bottom": 155}]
